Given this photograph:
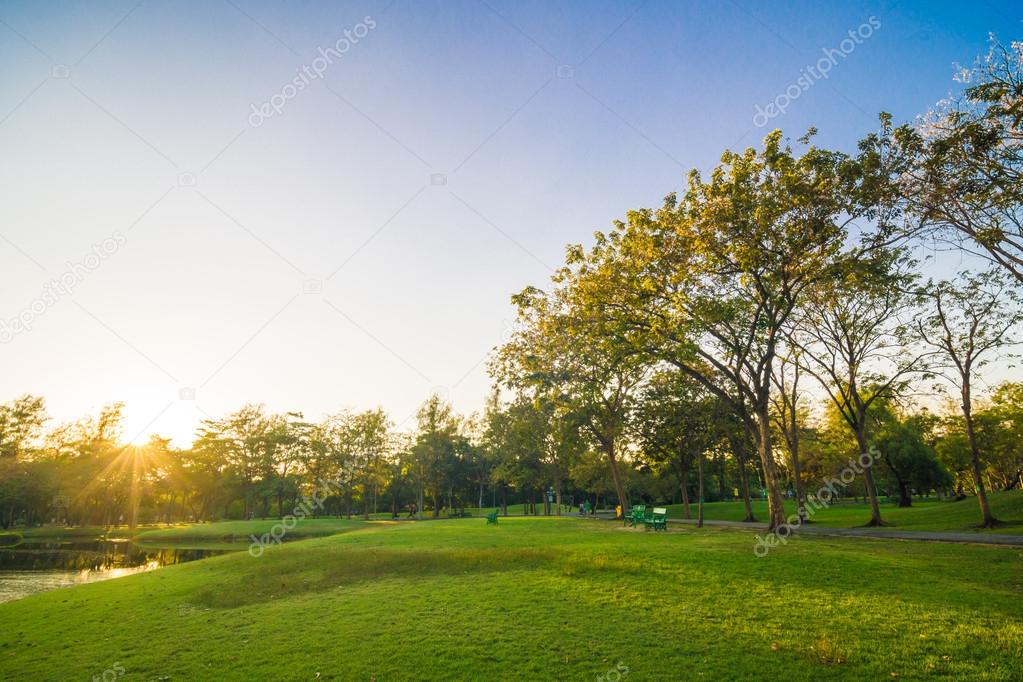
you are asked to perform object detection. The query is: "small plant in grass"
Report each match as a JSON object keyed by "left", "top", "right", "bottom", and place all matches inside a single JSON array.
[{"left": 806, "top": 634, "right": 849, "bottom": 665}]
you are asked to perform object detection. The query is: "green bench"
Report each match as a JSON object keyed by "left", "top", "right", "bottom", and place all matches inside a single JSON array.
[
  {"left": 485, "top": 510, "right": 498, "bottom": 525},
  {"left": 644, "top": 507, "right": 668, "bottom": 531},
  {"left": 625, "top": 505, "right": 647, "bottom": 527},
  {"left": 448, "top": 508, "right": 472, "bottom": 518}
]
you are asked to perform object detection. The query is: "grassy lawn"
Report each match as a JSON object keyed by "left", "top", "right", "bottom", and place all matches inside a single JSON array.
[
  {"left": 17, "top": 525, "right": 141, "bottom": 540},
  {"left": 363, "top": 503, "right": 577, "bottom": 519},
  {"left": 664, "top": 488, "right": 1023, "bottom": 533},
  {"left": 132, "top": 518, "right": 370, "bottom": 544},
  {"left": 1, "top": 517, "right": 1021, "bottom": 681}
]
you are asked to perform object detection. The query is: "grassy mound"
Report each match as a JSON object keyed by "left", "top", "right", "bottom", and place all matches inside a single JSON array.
[{"left": 1, "top": 518, "right": 1020, "bottom": 680}]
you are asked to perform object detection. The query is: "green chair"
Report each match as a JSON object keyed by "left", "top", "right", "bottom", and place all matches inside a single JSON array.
[
  {"left": 644, "top": 507, "right": 668, "bottom": 531},
  {"left": 626, "top": 505, "right": 647, "bottom": 527},
  {"left": 485, "top": 510, "right": 498, "bottom": 525}
]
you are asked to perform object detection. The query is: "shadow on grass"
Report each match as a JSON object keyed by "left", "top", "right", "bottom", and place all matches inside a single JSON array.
[{"left": 195, "top": 547, "right": 561, "bottom": 608}]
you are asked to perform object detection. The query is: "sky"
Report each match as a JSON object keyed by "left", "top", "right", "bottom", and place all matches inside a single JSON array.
[{"left": 1, "top": 0, "right": 1021, "bottom": 446}]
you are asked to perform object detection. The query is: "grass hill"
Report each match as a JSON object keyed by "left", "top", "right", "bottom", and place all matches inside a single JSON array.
[{"left": 2, "top": 517, "right": 1021, "bottom": 680}]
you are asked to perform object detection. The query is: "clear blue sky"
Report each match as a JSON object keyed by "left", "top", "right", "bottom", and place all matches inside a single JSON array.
[{"left": 1, "top": 0, "right": 1020, "bottom": 444}]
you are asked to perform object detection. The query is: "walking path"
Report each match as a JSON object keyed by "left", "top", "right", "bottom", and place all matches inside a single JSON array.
[{"left": 667, "top": 517, "right": 1023, "bottom": 546}]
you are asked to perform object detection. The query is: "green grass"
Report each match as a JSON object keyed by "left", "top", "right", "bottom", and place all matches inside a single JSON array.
[
  {"left": 665, "top": 488, "right": 1023, "bottom": 533},
  {"left": 1, "top": 517, "right": 1021, "bottom": 680},
  {"left": 363, "top": 503, "right": 577, "bottom": 520},
  {"left": 132, "top": 518, "right": 370, "bottom": 544},
  {"left": 17, "top": 525, "right": 139, "bottom": 540}
]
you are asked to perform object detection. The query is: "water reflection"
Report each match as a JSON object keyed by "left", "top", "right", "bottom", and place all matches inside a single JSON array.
[{"left": 0, "top": 539, "right": 231, "bottom": 604}]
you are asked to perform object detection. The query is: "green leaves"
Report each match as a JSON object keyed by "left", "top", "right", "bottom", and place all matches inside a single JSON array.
[{"left": 894, "top": 37, "right": 1023, "bottom": 283}]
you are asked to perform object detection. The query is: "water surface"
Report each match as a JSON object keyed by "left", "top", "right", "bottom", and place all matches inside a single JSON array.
[{"left": 0, "top": 538, "right": 231, "bottom": 604}]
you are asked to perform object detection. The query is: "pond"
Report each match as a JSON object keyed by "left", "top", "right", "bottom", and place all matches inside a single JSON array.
[{"left": 0, "top": 538, "right": 233, "bottom": 604}]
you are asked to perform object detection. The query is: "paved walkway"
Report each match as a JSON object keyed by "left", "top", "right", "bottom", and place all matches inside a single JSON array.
[{"left": 667, "top": 517, "right": 1023, "bottom": 547}]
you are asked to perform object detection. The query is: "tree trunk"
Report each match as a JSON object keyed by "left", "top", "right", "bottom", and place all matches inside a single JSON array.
[
  {"left": 788, "top": 409, "right": 808, "bottom": 523},
  {"left": 962, "top": 392, "right": 998, "bottom": 527},
  {"left": 735, "top": 450, "right": 756, "bottom": 523},
  {"left": 754, "top": 410, "right": 787, "bottom": 530},
  {"left": 854, "top": 426, "right": 884, "bottom": 526},
  {"left": 697, "top": 450, "right": 704, "bottom": 528},
  {"left": 679, "top": 465, "right": 691, "bottom": 520},
  {"left": 604, "top": 439, "right": 630, "bottom": 514},
  {"left": 897, "top": 481, "right": 912, "bottom": 508},
  {"left": 363, "top": 476, "right": 372, "bottom": 520},
  {"left": 554, "top": 475, "right": 562, "bottom": 516},
  {"left": 716, "top": 450, "right": 727, "bottom": 501},
  {"left": 727, "top": 428, "right": 757, "bottom": 522}
]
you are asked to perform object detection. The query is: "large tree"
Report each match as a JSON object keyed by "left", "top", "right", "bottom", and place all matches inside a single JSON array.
[
  {"left": 410, "top": 395, "right": 463, "bottom": 519},
  {"left": 193, "top": 405, "right": 300, "bottom": 519},
  {"left": 792, "top": 252, "right": 928, "bottom": 525},
  {"left": 988, "top": 382, "right": 1023, "bottom": 489},
  {"left": 873, "top": 409, "right": 951, "bottom": 507},
  {"left": 0, "top": 395, "right": 47, "bottom": 460},
  {"left": 494, "top": 284, "right": 646, "bottom": 515},
  {"left": 895, "top": 39, "right": 1023, "bottom": 282},
  {"left": 562, "top": 130, "right": 880, "bottom": 529},
  {"left": 635, "top": 370, "right": 741, "bottom": 520},
  {"left": 347, "top": 409, "right": 392, "bottom": 519},
  {"left": 770, "top": 350, "right": 810, "bottom": 523},
  {"left": 916, "top": 269, "right": 1023, "bottom": 526},
  {"left": 0, "top": 395, "right": 49, "bottom": 528}
]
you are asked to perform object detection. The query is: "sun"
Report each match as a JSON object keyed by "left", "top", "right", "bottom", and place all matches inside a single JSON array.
[{"left": 122, "top": 397, "right": 202, "bottom": 448}]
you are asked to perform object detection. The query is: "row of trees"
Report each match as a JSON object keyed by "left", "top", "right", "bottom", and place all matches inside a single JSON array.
[
  {"left": 0, "top": 396, "right": 469, "bottom": 527},
  {"left": 491, "top": 38, "right": 1023, "bottom": 530},
  {"left": 0, "top": 399, "right": 393, "bottom": 527},
  {"left": 0, "top": 389, "right": 648, "bottom": 527},
  {"left": 2, "top": 380, "right": 1019, "bottom": 530}
]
